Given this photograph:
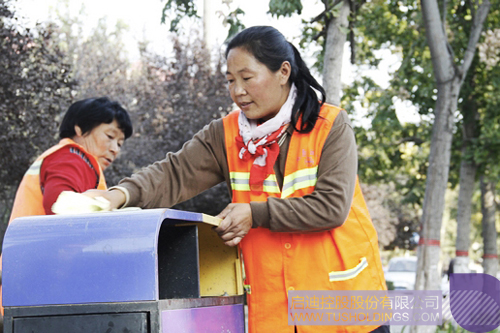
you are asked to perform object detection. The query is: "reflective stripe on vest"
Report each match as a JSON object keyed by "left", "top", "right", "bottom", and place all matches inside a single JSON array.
[
  {"left": 329, "top": 257, "right": 368, "bottom": 282},
  {"left": 25, "top": 160, "right": 42, "bottom": 176},
  {"left": 282, "top": 166, "right": 318, "bottom": 198},
  {"left": 230, "top": 166, "right": 319, "bottom": 198},
  {"left": 229, "top": 172, "right": 281, "bottom": 193}
]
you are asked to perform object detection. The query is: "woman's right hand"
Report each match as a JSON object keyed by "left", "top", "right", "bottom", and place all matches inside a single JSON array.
[{"left": 82, "top": 189, "right": 126, "bottom": 210}]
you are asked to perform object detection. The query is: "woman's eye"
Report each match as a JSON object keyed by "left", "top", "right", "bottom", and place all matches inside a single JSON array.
[
  {"left": 227, "top": 79, "right": 234, "bottom": 84},
  {"left": 243, "top": 77, "right": 251, "bottom": 81},
  {"left": 107, "top": 134, "right": 114, "bottom": 140}
]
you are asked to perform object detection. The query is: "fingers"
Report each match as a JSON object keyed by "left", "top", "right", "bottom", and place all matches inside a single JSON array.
[
  {"left": 214, "top": 218, "right": 240, "bottom": 247},
  {"left": 224, "top": 236, "right": 242, "bottom": 247},
  {"left": 216, "top": 203, "right": 235, "bottom": 219},
  {"left": 215, "top": 203, "right": 238, "bottom": 233},
  {"left": 82, "top": 189, "right": 125, "bottom": 210},
  {"left": 214, "top": 203, "right": 252, "bottom": 246},
  {"left": 215, "top": 214, "right": 232, "bottom": 234}
]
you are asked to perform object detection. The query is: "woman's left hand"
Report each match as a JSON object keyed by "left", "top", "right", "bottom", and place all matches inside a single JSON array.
[{"left": 215, "top": 203, "right": 252, "bottom": 247}]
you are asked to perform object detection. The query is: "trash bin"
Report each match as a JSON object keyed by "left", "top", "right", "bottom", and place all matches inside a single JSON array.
[{"left": 2, "top": 209, "right": 245, "bottom": 333}]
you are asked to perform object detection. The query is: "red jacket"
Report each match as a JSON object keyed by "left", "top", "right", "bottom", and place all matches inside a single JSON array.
[{"left": 9, "top": 138, "right": 107, "bottom": 222}]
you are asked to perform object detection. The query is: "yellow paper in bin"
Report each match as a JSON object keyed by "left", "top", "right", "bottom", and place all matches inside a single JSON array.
[{"left": 197, "top": 223, "right": 244, "bottom": 297}]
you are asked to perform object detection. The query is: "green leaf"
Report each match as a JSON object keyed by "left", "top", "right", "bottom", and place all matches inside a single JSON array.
[
  {"left": 160, "top": 0, "right": 200, "bottom": 32},
  {"left": 224, "top": 8, "right": 246, "bottom": 41},
  {"left": 328, "top": 0, "right": 345, "bottom": 18},
  {"left": 339, "top": 25, "right": 350, "bottom": 35},
  {"left": 268, "top": 0, "right": 303, "bottom": 18}
]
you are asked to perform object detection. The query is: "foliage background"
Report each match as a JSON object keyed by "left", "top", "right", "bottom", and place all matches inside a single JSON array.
[{"left": 1, "top": 0, "right": 498, "bottom": 270}]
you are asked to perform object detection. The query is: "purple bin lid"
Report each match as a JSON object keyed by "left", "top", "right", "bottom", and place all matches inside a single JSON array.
[{"left": 2, "top": 208, "right": 208, "bottom": 307}]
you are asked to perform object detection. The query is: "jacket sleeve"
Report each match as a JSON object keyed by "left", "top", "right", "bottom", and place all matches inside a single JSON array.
[
  {"left": 119, "top": 119, "right": 228, "bottom": 208},
  {"left": 40, "top": 147, "right": 100, "bottom": 215},
  {"left": 250, "top": 111, "right": 358, "bottom": 232}
]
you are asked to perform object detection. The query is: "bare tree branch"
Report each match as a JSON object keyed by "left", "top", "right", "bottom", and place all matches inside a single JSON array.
[
  {"left": 421, "top": 0, "right": 455, "bottom": 84},
  {"left": 349, "top": 0, "right": 356, "bottom": 64},
  {"left": 311, "top": 0, "right": 342, "bottom": 23},
  {"left": 395, "top": 137, "right": 425, "bottom": 146},
  {"left": 312, "top": 28, "right": 326, "bottom": 41},
  {"left": 460, "top": 0, "right": 491, "bottom": 83},
  {"left": 446, "top": 41, "right": 462, "bottom": 81}
]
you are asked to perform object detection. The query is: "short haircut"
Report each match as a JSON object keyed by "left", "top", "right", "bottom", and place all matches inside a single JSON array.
[{"left": 59, "top": 97, "right": 133, "bottom": 140}]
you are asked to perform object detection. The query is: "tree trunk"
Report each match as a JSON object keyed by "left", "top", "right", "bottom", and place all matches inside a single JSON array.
[
  {"left": 454, "top": 158, "right": 476, "bottom": 273},
  {"left": 413, "top": 0, "right": 490, "bottom": 331},
  {"left": 480, "top": 175, "right": 498, "bottom": 277},
  {"left": 454, "top": 110, "right": 479, "bottom": 273},
  {"left": 203, "top": 0, "right": 214, "bottom": 49},
  {"left": 413, "top": 84, "right": 459, "bottom": 333},
  {"left": 414, "top": 81, "right": 459, "bottom": 288},
  {"left": 322, "top": 0, "right": 350, "bottom": 106}
]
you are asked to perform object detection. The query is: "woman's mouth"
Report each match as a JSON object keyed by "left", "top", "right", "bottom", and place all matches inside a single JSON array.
[
  {"left": 240, "top": 101, "right": 253, "bottom": 110},
  {"left": 102, "top": 158, "right": 112, "bottom": 166}
]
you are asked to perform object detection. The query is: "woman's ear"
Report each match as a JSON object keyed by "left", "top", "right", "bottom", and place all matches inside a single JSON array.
[
  {"left": 74, "top": 125, "right": 83, "bottom": 137},
  {"left": 279, "top": 61, "right": 292, "bottom": 85}
]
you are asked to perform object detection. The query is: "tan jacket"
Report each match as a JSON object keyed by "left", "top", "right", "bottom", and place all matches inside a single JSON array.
[{"left": 119, "top": 110, "right": 357, "bottom": 232}]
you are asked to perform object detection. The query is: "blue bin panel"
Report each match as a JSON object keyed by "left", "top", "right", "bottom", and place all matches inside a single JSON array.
[{"left": 2, "top": 209, "right": 208, "bottom": 307}]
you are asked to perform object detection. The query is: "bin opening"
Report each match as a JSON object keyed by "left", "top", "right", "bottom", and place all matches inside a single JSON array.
[{"left": 158, "top": 222, "right": 243, "bottom": 299}]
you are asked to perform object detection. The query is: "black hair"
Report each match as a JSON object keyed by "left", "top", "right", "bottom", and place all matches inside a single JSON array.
[
  {"left": 225, "top": 26, "right": 326, "bottom": 133},
  {"left": 59, "top": 97, "right": 133, "bottom": 140}
]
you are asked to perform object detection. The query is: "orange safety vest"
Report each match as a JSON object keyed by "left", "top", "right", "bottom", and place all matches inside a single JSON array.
[
  {"left": 223, "top": 104, "right": 387, "bottom": 333},
  {"left": 1, "top": 138, "right": 106, "bottom": 314},
  {"left": 8, "top": 138, "right": 107, "bottom": 223}
]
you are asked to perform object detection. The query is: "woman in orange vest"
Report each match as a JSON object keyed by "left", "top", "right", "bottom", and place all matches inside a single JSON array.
[
  {"left": 1, "top": 97, "right": 133, "bottom": 313},
  {"left": 86, "top": 27, "right": 388, "bottom": 333},
  {"left": 8, "top": 97, "right": 132, "bottom": 221}
]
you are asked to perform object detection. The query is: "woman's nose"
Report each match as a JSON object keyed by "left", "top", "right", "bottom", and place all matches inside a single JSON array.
[
  {"left": 110, "top": 141, "right": 120, "bottom": 155},
  {"left": 234, "top": 82, "right": 247, "bottom": 96}
]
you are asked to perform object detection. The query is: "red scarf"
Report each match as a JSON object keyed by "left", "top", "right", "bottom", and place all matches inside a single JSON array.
[{"left": 235, "top": 124, "right": 288, "bottom": 193}]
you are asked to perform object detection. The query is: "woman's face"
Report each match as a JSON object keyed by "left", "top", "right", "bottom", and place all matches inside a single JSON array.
[
  {"left": 226, "top": 47, "right": 291, "bottom": 121},
  {"left": 72, "top": 119, "right": 125, "bottom": 171}
]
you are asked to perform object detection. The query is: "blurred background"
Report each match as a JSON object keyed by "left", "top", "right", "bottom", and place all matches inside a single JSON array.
[{"left": 1, "top": 0, "right": 499, "bottom": 304}]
